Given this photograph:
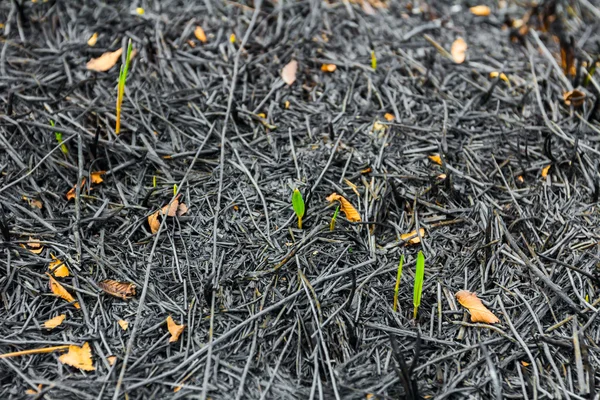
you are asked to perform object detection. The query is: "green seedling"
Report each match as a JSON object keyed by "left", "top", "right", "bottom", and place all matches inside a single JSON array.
[
  {"left": 371, "top": 50, "right": 377, "bottom": 70},
  {"left": 116, "top": 39, "right": 133, "bottom": 134},
  {"left": 173, "top": 183, "right": 178, "bottom": 196},
  {"left": 292, "top": 188, "right": 305, "bottom": 229},
  {"left": 152, "top": 175, "right": 157, "bottom": 188},
  {"left": 413, "top": 250, "right": 425, "bottom": 320},
  {"left": 50, "top": 120, "right": 68, "bottom": 155},
  {"left": 393, "top": 254, "right": 404, "bottom": 312},
  {"left": 583, "top": 59, "right": 598, "bottom": 87},
  {"left": 329, "top": 204, "right": 340, "bottom": 231}
]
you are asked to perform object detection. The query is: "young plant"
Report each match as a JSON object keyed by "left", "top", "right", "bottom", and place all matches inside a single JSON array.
[
  {"left": 329, "top": 204, "right": 340, "bottom": 231},
  {"left": 292, "top": 188, "right": 305, "bottom": 229},
  {"left": 50, "top": 120, "right": 68, "bottom": 155},
  {"left": 115, "top": 39, "right": 133, "bottom": 134},
  {"left": 413, "top": 251, "right": 425, "bottom": 320},
  {"left": 371, "top": 50, "right": 377, "bottom": 70},
  {"left": 393, "top": 254, "right": 404, "bottom": 312}
]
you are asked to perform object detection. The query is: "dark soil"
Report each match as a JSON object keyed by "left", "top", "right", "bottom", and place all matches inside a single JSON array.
[{"left": 1, "top": 0, "right": 600, "bottom": 399}]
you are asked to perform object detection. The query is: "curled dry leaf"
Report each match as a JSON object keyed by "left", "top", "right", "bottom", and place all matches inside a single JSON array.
[
  {"left": 451, "top": 38, "right": 467, "bottom": 64},
  {"left": 470, "top": 5, "right": 491, "bottom": 16},
  {"left": 326, "top": 193, "right": 361, "bottom": 222},
  {"left": 456, "top": 290, "right": 499, "bottom": 324},
  {"left": 48, "top": 273, "right": 80, "bottom": 309},
  {"left": 428, "top": 154, "right": 442, "bottom": 165},
  {"left": 281, "top": 59, "right": 298, "bottom": 86},
  {"left": 118, "top": 320, "right": 129, "bottom": 331},
  {"left": 86, "top": 48, "right": 123, "bottom": 72},
  {"left": 58, "top": 342, "right": 95, "bottom": 371},
  {"left": 400, "top": 228, "right": 425, "bottom": 245},
  {"left": 49, "top": 254, "right": 69, "bottom": 278},
  {"left": 98, "top": 279, "right": 136, "bottom": 300},
  {"left": 166, "top": 316, "right": 185, "bottom": 342},
  {"left": 194, "top": 26, "right": 207, "bottom": 43},
  {"left": 541, "top": 164, "right": 551, "bottom": 178},
  {"left": 44, "top": 314, "right": 66, "bottom": 329},
  {"left": 384, "top": 113, "right": 395, "bottom": 121},
  {"left": 321, "top": 63, "right": 337, "bottom": 72},
  {"left": 148, "top": 196, "right": 187, "bottom": 234},
  {"left": 87, "top": 32, "right": 98, "bottom": 46},
  {"left": 177, "top": 202, "right": 188, "bottom": 216},
  {"left": 66, "top": 178, "right": 86, "bottom": 201},
  {"left": 107, "top": 355, "right": 117, "bottom": 366},
  {"left": 22, "top": 195, "right": 43, "bottom": 209},
  {"left": 563, "top": 90, "right": 585, "bottom": 107},
  {"left": 25, "top": 237, "right": 44, "bottom": 254},
  {"left": 91, "top": 171, "right": 105, "bottom": 184}
]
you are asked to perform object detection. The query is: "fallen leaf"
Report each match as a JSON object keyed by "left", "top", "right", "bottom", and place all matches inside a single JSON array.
[
  {"left": 372, "top": 120, "right": 386, "bottom": 132},
  {"left": 384, "top": 113, "right": 395, "bottom": 121},
  {"left": 25, "top": 237, "right": 44, "bottom": 254},
  {"left": 400, "top": 228, "right": 425, "bottom": 245},
  {"left": 167, "top": 316, "right": 185, "bottom": 342},
  {"left": 58, "top": 342, "right": 95, "bottom": 371},
  {"left": 285, "top": 100, "right": 290, "bottom": 109},
  {"left": 194, "top": 26, "right": 207, "bottom": 43},
  {"left": 516, "top": 175, "right": 524, "bottom": 184},
  {"left": 326, "top": 193, "right": 361, "bottom": 222},
  {"left": 437, "top": 173, "right": 447, "bottom": 180},
  {"left": 541, "top": 164, "right": 551, "bottom": 178},
  {"left": 148, "top": 212, "right": 160, "bottom": 234},
  {"left": 344, "top": 179, "right": 360, "bottom": 197},
  {"left": 521, "top": 361, "right": 530, "bottom": 367},
  {"left": 86, "top": 48, "right": 123, "bottom": 72},
  {"left": 48, "top": 274, "right": 80, "bottom": 308},
  {"left": 428, "top": 154, "right": 442, "bottom": 165},
  {"left": 98, "top": 280, "right": 136, "bottom": 300},
  {"left": 177, "top": 203, "right": 188, "bottom": 216},
  {"left": 148, "top": 196, "right": 183, "bottom": 234},
  {"left": 187, "top": 40, "right": 196, "bottom": 48},
  {"left": 470, "top": 5, "right": 491, "bottom": 16},
  {"left": 489, "top": 71, "right": 509, "bottom": 83},
  {"left": 563, "top": 90, "right": 585, "bottom": 107},
  {"left": 25, "top": 384, "right": 43, "bottom": 395},
  {"left": 66, "top": 178, "right": 86, "bottom": 201},
  {"left": 91, "top": 171, "right": 105, "bottom": 184},
  {"left": 455, "top": 290, "right": 499, "bottom": 324},
  {"left": 107, "top": 355, "right": 117, "bottom": 366},
  {"left": 49, "top": 254, "right": 69, "bottom": 278},
  {"left": 118, "top": 320, "right": 129, "bottom": 331},
  {"left": 451, "top": 38, "right": 467, "bottom": 64},
  {"left": 87, "top": 32, "right": 98, "bottom": 46},
  {"left": 281, "top": 60, "right": 298, "bottom": 86},
  {"left": 321, "top": 63, "right": 337, "bottom": 72},
  {"left": 44, "top": 314, "right": 66, "bottom": 329}
]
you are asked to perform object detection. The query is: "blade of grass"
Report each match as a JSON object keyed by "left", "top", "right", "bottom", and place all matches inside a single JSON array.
[
  {"left": 413, "top": 251, "right": 425, "bottom": 319},
  {"left": 50, "top": 120, "right": 68, "bottom": 155},
  {"left": 115, "top": 39, "right": 133, "bottom": 134},
  {"left": 329, "top": 204, "right": 340, "bottom": 231},
  {"left": 393, "top": 254, "right": 404, "bottom": 312}
]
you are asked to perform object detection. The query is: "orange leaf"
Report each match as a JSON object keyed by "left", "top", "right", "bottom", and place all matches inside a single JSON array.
[
  {"left": 49, "top": 254, "right": 69, "bottom": 278},
  {"left": 91, "top": 171, "right": 105, "bottom": 184},
  {"left": 44, "top": 314, "right": 66, "bottom": 329},
  {"left": 118, "top": 320, "right": 129, "bottom": 331},
  {"left": 48, "top": 274, "right": 80, "bottom": 309},
  {"left": 400, "top": 228, "right": 425, "bottom": 245},
  {"left": 281, "top": 60, "right": 298, "bottom": 86},
  {"left": 455, "top": 290, "right": 499, "bottom": 324},
  {"left": 451, "top": 38, "right": 467, "bottom": 64},
  {"left": 25, "top": 384, "right": 43, "bottom": 395},
  {"left": 148, "top": 211, "right": 161, "bottom": 234},
  {"left": 86, "top": 48, "right": 123, "bottom": 72},
  {"left": 98, "top": 280, "right": 136, "bottom": 300},
  {"left": 470, "top": 5, "right": 491, "bottom": 16},
  {"left": 384, "top": 113, "right": 395, "bottom": 121},
  {"left": 167, "top": 316, "right": 185, "bottom": 342},
  {"left": 148, "top": 196, "right": 182, "bottom": 234},
  {"left": 87, "top": 32, "right": 98, "bottom": 47},
  {"left": 66, "top": 178, "right": 86, "bottom": 201},
  {"left": 326, "top": 193, "right": 361, "bottom": 222},
  {"left": 563, "top": 90, "right": 585, "bottom": 107},
  {"left": 321, "top": 63, "right": 337, "bottom": 72},
  {"left": 428, "top": 154, "right": 442, "bottom": 165},
  {"left": 58, "top": 342, "right": 95, "bottom": 371},
  {"left": 107, "top": 355, "right": 117, "bottom": 366},
  {"left": 194, "top": 26, "right": 207, "bottom": 43},
  {"left": 541, "top": 164, "right": 551, "bottom": 178},
  {"left": 26, "top": 237, "right": 44, "bottom": 254},
  {"left": 177, "top": 203, "right": 188, "bottom": 216}
]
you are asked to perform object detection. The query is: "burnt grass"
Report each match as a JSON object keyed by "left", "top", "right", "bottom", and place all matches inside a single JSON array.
[{"left": 1, "top": 0, "right": 600, "bottom": 399}]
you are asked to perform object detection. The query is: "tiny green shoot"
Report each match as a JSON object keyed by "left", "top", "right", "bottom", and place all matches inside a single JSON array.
[
  {"left": 413, "top": 250, "right": 425, "bottom": 320},
  {"left": 292, "top": 188, "right": 305, "bottom": 229},
  {"left": 173, "top": 183, "right": 178, "bottom": 196},
  {"left": 152, "top": 175, "right": 157, "bottom": 188},
  {"left": 371, "top": 50, "right": 377, "bottom": 70},
  {"left": 583, "top": 60, "right": 598, "bottom": 87},
  {"left": 329, "top": 204, "right": 340, "bottom": 231},
  {"left": 393, "top": 254, "right": 404, "bottom": 312},
  {"left": 50, "top": 120, "right": 68, "bottom": 155},
  {"left": 116, "top": 39, "right": 133, "bottom": 134}
]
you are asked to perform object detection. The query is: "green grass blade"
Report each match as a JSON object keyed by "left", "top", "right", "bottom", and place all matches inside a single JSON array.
[
  {"left": 329, "top": 205, "right": 340, "bottom": 231},
  {"left": 393, "top": 254, "right": 404, "bottom": 312},
  {"left": 371, "top": 50, "right": 377, "bottom": 70},
  {"left": 292, "top": 188, "right": 305, "bottom": 229},
  {"left": 50, "top": 120, "right": 68, "bottom": 155},
  {"left": 413, "top": 250, "right": 425, "bottom": 319}
]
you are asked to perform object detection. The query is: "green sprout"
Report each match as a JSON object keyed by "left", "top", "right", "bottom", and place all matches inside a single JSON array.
[
  {"left": 393, "top": 254, "right": 404, "bottom": 312},
  {"left": 329, "top": 204, "right": 340, "bottom": 232},
  {"left": 173, "top": 183, "right": 178, "bottom": 196},
  {"left": 292, "top": 188, "right": 305, "bottom": 229},
  {"left": 116, "top": 39, "right": 133, "bottom": 134},
  {"left": 50, "top": 120, "right": 68, "bottom": 155},
  {"left": 371, "top": 50, "right": 377, "bottom": 70},
  {"left": 583, "top": 59, "right": 598, "bottom": 87},
  {"left": 413, "top": 250, "right": 425, "bottom": 320}
]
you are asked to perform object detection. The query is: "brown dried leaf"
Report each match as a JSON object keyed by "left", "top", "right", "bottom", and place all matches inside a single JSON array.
[
  {"left": 118, "top": 320, "right": 129, "bottom": 331},
  {"left": 48, "top": 274, "right": 80, "bottom": 308},
  {"left": 194, "top": 26, "right": 207, "bottom": 43},
  {"left": 98, "top": 280, "right": 136, "bottom": 300},
  {"left": 26, "top": 237, "right": 44, "bottom": 254},
  {"left": 563, "top": 90, "right": 585, "bottom": 107},
  {"left": 326, "top": 193, "right": 361, "bottom": 222},
  {"left": 166, "top": 316, "right": 185, "bottom": 342},
  {"left": 49, "top": 254, "right": 69, "bottom": 278},
  {"left": 86, "top": 48, "right": 123, "bottom": 72},
  {"left": 470, "top": 5, "right": 491, "bottom": 16},
  {"left": 384, "top": 113, "right": 395, "bottom": 121},
  {"left": 148, "top": 197, "right": 182, "bottom": 234},
  {"left": 455, "top": 290, "right": 499, "bottom": 324},
  {"left": 281, "top": 60, "right": 298, "bottom": 86},
  {"left": 400, "top": 228, "right": 425, "bottom": 245},
  {"left": 428, "top": 154, "right": 442, "bottom": 165},
  {"left": 58, "top": 342, "right": 95, "bottom": 371},
  {"left": 91, "top": 171, "right": 105, "bottom": 184},
  {"left": 321, "top": 63, "right": 337, "bottom": 72},
  {"left": 451, "top": 38, "right": 467, "bottom": 64},
  {"left": 22, "top": 196, "right": 43, "bottom": 209},
  {"left": 44, "top": 314, "right": 66, "bottom": 329},
  {"left": 177, "top": 203, "right": 188, "bottom": 216},
  {"left": 25, "top": 384, "right": 43, "bottom": 395},
  {"left": 541, "top": 164, "right": 551, "bottom": 178},
  {"left": 87, "top": 32, "right": 98, "bottom": 46},
  {"left": 107, "top": 355, "right": 117, "bottom": 366},
  {"left": 148, "top": 211, "right": 161, "bottom": 234},
  {"left": 66, "top": 178, "right": 86, "bottom": 201}
]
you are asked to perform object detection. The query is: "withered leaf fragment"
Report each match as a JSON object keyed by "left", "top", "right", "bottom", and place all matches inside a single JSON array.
[
  {"left": 86, "top": 48, "right": 123, "bottom": 72},
  {"left": 166, "top": 316, "right": 185, "bottom": 342},
  {"left": 326, "top": 193, "right": 361, "bottom": 222},
  {"left": 456, "top": 290, "right": 499, "bottom": 324},
  {"left": 58, "top": 342, "right": 95, "bottom": 371},
  {"left": 98, "top": 280, "right": 136, "bottom": 300}
]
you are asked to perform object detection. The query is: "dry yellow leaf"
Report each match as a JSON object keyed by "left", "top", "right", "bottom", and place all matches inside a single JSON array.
[
  {"left": 48, "top": 273, "right": 80, "bottom": 309},
  {"left": 285, "top": 100, "right": 290, "bottom": 109},
  {"left": 44, "top": 314, "right": 66, "bottom": 329},
  {"left": 326, "top": 193, "right": 361, "bottom": 222},
  {"left": 281, "top": 59, "right": 298, "bottom": 86},
  {"left": 372, "top": 120, "right": 386, "bottom": 132},
  {"left": 167, "top": 316, "right": 185, "bottom": 342},
  {"left": 194, "top": 26, "right": 207, "bottom": 43},
  {"left": 87, "top": 32, "right": 98, "bottom": 46},
  {"left": 98, "top": 280, "right": 136, "bottom": 300},
  {"left": 107, "top": 355, "right": 117, "bottom": 366},
  {"left": 25, "top": 237, "right": 44, "bottom": 254},
  {"left": 148, "top": 196, "right": 186, "bottom": 234},
  {"left": 148, "top": 211, "right": 160, "bottom": 234},
  {"left": 344, "top": 179, "right": 360, "bottom": 197},
  {"left": 25, "top": 384, "right": 43, "bottom": 395},
  {"left": 384, "top": 113, "right": 395, "bottom": 121},
  {"left": 66, "top": 178, "right": 86, "bottom": 201},
  {"left": 86, "top": 48, "right": 123, "bottom": 72},
  {"left": 321, "top": 63, "right": 337, "bottom": 72},
  {"left": 91, "top": 171, "right": 105, "bottom": 184},
  {"left": 563, "top": 90, "right": 585, "bottom": 107},
  {"left": 470, "top": 5, "right": 491, "bottom": 16},
  {"left": 400, "top": 228, "right": 425, "bottom": 245},
  {"left": 490, "top": 71, "right": 509, "bottom": 83},
  {"left": 58, "top": 342, "right": 95, "bottom": 371},
  {"left": 516, "top": 175, "right": 524, "bottom": 183},
  {"left": 428, "top": 154, "right": 442, "bottom": 165},
  {"left": 451, "top": 38, "right": 467, "bottom": 64},
  {"left": 541, "top": 164, "right": 551, "bottom": 178},
  {"left": 455, "top": 290, "right": 499, "bottom": 324},
  {"left": 118, "top": 320, "right": 129, "bottom": 331},
  {"left": 49, "top": 254, "right": 69, "bottom": 278}
]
